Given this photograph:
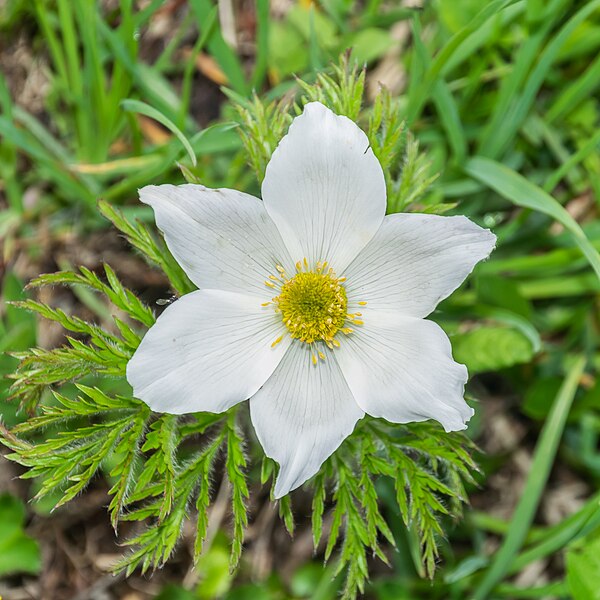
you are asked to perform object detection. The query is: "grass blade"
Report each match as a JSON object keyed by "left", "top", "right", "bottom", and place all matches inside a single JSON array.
[
  {"left": 406, "top": 0, "right": 516, "bottom": 124},
  {"left": 480, "top": 0, "right": 600, "bottom": 158},
  {"left": 544, "top": 129, "right": 600, "bottom": 193},
  {"left": 121, "top": 99, "right": 197, "bottom": 166},
  {"left": 189, "top": 0, "right": 248, "bottom": 95},
  {"left": 472, "top": 356, "right": 586, "bottom": 599},
  {"left": 465, "top": 157, "right": 600, "bottom": 280}
]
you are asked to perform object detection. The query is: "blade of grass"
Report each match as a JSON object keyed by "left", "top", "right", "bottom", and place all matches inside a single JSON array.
[
  {"left": 132, "top": 0, "right": 164, "bottom": 28},
  {"left": 547, "top": 52, "right": 600, "bottom": 124},
  {"left": 56, "top": 0, "right": 91, "bottom": 155},
  {"left": 121, "top": 99, "right": 197, "bottom": 167},
  {"left": 480, "top": 0, "right": 600, "bottom": 158},
  {"left": 308, "top": 5, "right": 323, "bottom": 74},
  {"left": 0, "top": 116, "right": 97, "bottom": 207},
  {"left": 74, "top": 0, "right": 112, "bottom": 161},
  {"left": 411, "top": 17, "right": 466, "bottom": 164},
  {"left": 465, "top": 157, "right": 600, "bottom": 280},
  {"left": 472, "top": 355, "right": 586, "bottom": 599},
  {"left": 0, "top": 74, "right": 22, "bottom": 212},
  {"left": 509, "top": 493, "right": 600, "bottom": 575},
  {"left": 33, "top": 0, "right": 69, "bottom": 88},
  {"left": 406, "top": 0, "right": 516, "bottom": 124},
  {"left": 251, "top": 0, "right": 270, "bottom": 89},
  {"left": 101, "top": 123, "right": 240, "bottom": 201},
  {"left": 494, "top": 581, "right": 569, "bottom": 599},
  {"left": 98, "top": 19, "right": 186, "bottom": 123},
  {"left": 179, "top": 6, "right": 219, "bottom": 128},
  {"left": 544, "top": 129, "right": 600, "bottom": 193},
  {"left": 189, "top": 0, "right": 248, "bottom": 95},
  {"left": 477, "top": 0, "right": 566, "bottom": 156}
]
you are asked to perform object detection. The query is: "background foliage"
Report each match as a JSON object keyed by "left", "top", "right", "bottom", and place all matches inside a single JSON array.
[{"left": 1, "top": 0, "right": 600, "bottom": 599}]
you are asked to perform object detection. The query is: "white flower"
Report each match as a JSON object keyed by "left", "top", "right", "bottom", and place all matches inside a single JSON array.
[{"left": 127, "top": 102, "right": 496, "bottom": 498}]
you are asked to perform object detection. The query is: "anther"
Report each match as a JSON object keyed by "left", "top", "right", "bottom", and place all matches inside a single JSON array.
[
  {"left": 271, "top": 335, "right": 283, "bottom": 348},
  {"left": 358, "top": 301, "right": 367, "bottom": 306}
]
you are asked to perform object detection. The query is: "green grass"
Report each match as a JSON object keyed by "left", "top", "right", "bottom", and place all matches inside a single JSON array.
[{"left": 1, "top": 0, "right": 600, "bottom": 598}]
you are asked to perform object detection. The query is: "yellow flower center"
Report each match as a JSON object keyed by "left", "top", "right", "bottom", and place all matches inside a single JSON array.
[
  {"left": 276, "top": 269, "right": 347, "bottom": 344},
  {"left": 263, "top": 260, "right": 366, "bottom": 364}
]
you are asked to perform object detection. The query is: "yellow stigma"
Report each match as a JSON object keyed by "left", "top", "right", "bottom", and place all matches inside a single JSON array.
[{"left": 273, "top": 265, "right": 348, "bottom": 344}]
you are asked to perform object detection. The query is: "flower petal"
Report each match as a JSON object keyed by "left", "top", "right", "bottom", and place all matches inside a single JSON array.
[
  {"left": 262, "top": 102, "right": 386, "bottom": 272},
  {"left": 344, "top": 213, "right": 496, "bottom": 317},
  {"left": 335, "top": 311, "right": 472, "bottom": 432},
  {"left": 127, "top": 289, "right": 290, "bottom": 414},
  {"left": 250, "top": 343, "right": 364, "bottom": 498},
  {"left": 140, "top": 184, "right": 294, "bottom": 297}
]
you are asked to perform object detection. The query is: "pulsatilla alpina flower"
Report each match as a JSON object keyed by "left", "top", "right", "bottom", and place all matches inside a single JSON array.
[{"left": 127, "top": 102, "right": 496, "bottom": 498}]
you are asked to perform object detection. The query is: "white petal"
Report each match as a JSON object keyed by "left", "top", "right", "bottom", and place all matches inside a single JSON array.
[
  {"left": 140, "top": 184, "right": 294, "bottom": 296},
  {"left": 344, "top": 213, "right": 496, "bottom": 317},
  {"left": 262, "top": 102, "right": 386, "bottom": 272},
  {"left": 250, "top": 343, "right": 364, "bottom": 498},
  {"left": 127, "top": 290, "right": 289, "bottom": 414},
  {"left": 335, "top": 311, "right": 472, "bottom": 432}
]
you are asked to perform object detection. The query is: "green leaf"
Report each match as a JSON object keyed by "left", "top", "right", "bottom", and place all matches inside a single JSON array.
[
  {"left": 0, "top": 494, "right": 41, "bottom": 576},
  {"left": 465, "top": 157, "right": 600, "bottom": 280},
  {"left": 98, "top": 199, "right": 194, "bottom": 296},
  {"left": 452, "top": 326, "right": 535, "bottom": 373},
  {"left": 473, "top": 356, "right": 586, "bottom": 599},
  {"left": 566, "top": 533, "right": 600, "bottom": 600},
  {"left": 226, "top": 411, "right": 249, "bottom": 571},
  {"left": 121, "top": 98, "right": 197, "bottom": 166}
]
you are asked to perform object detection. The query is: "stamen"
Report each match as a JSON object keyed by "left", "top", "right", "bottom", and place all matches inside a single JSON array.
[{"left": 265, "top": 259, "right": 362, "bottom": 355}]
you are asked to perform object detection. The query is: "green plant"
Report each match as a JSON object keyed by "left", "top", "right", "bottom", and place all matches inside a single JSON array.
[
  {"left": 0, "top": 493, "right": 42, "bottom": 577},
  {"left": 0, "top": 58, "right": 477, "bottom": 600}
]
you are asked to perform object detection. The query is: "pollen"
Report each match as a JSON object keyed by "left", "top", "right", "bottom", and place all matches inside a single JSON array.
[{"left": 272, "top": 263, "right": 349, "bottom": 345}]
